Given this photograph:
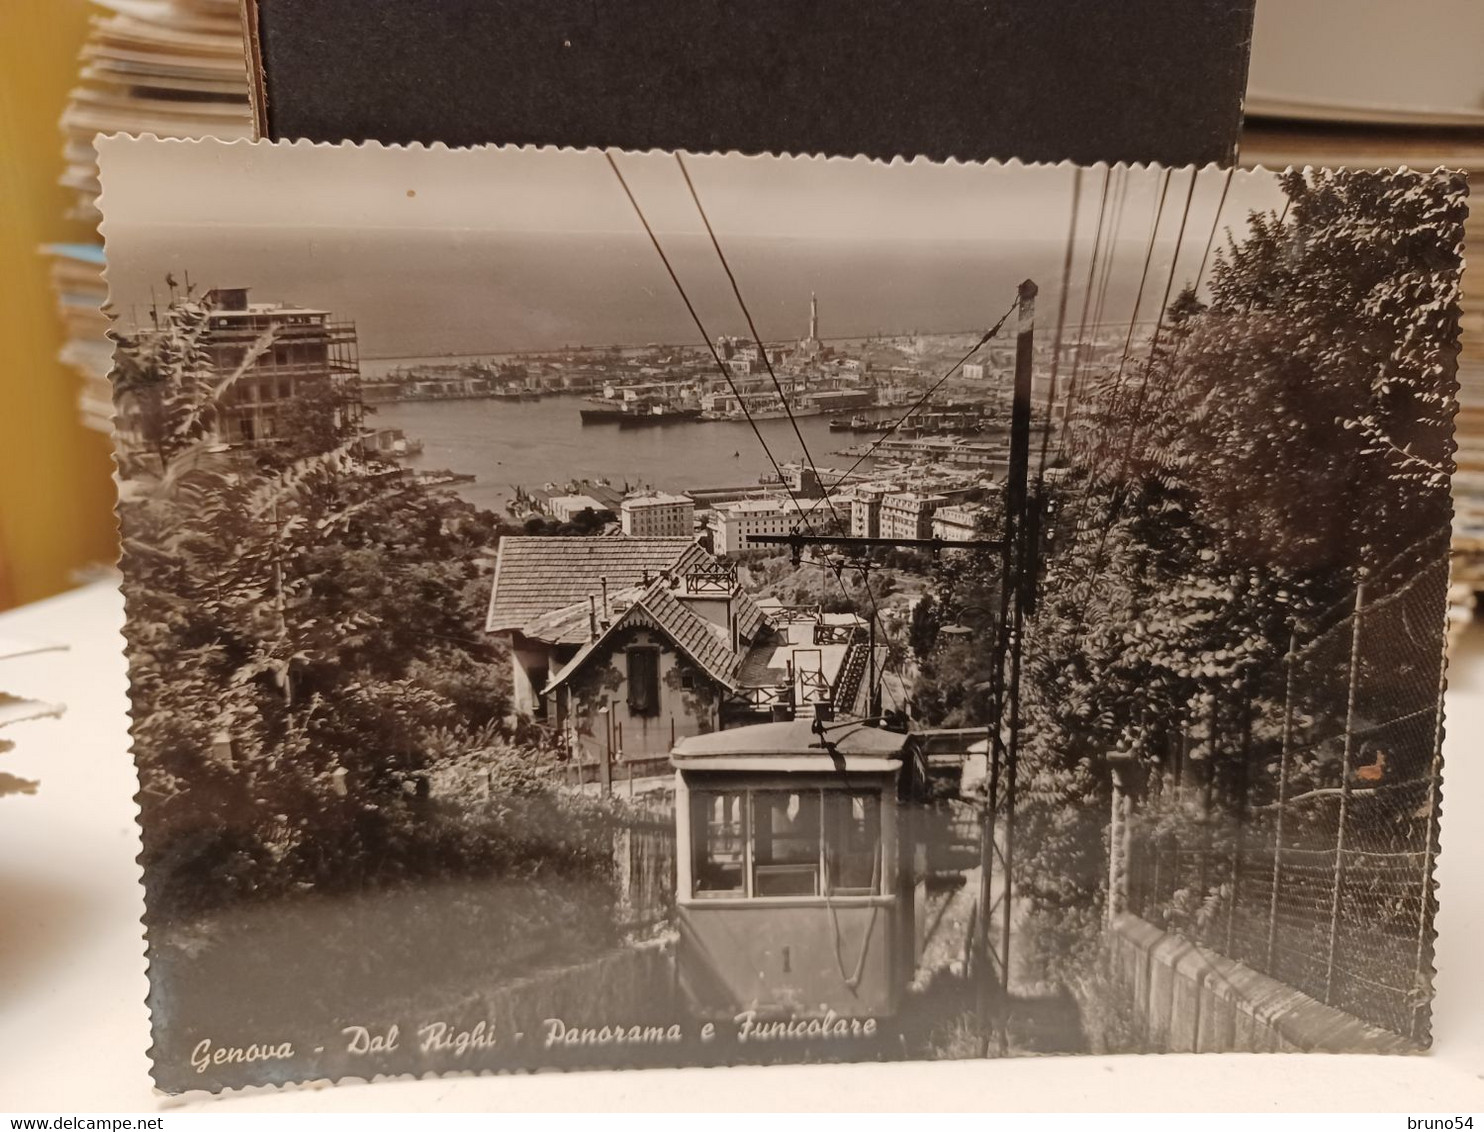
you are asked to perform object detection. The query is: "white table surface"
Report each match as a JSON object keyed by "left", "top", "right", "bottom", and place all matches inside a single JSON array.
[{"left": 2, "top": 581, "right": 1482, "bottom": 1113}]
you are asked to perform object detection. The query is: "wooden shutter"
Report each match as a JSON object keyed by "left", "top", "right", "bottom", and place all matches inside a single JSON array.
[{"left": 626, "top": 646, "right": 659, "bottom": 715}]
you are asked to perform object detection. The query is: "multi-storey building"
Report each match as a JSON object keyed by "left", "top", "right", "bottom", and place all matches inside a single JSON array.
[
  {"left": 621, "top": 491, "right": 696, "bottom": 537},
  {"left": 198, "top": 288, "right": 361, "bottom": 445},
  {"left": 114, "top": 287, "right": 362, "bottom": 459},
  {"left": 549, "top": 494, "right": 608, "bottom": 523},
  {"left": 850, "top": 483, "right": 894, "bottom": 538},
  {"left": 931, "top": 504, "right": 989, "bottom": 543},
  {"left": 708, "top": 496, "right": 812, "bottom": 554},
  {"left": 880, "top": 491, "right": 949, "bottom": 540}
]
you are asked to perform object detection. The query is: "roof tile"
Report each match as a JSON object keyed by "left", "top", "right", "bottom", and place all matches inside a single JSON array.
[
  {"left": 485, "top": 536, "right": 704, "bottom": 636},
  {"left": 639, "top": 582, "right": 741, "bottom": 685}
]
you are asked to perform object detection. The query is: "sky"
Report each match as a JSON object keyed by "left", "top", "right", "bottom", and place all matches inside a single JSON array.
[{"left": 97, "top": 139, "right": 1289, "bottom": 357}]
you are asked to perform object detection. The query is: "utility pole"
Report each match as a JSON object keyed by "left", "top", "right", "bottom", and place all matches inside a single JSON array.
[
  {"left": 975, "top": 693, "right": 1002, "bottom": 1055},
  {"left": 601, "top": 697, "right": 615, "bottom": 798},
  {"left": 988, "top": 279, "right": 1037, "bottom": 1055},
  {"left": 754, "top": 281, "right": 1043, "bottom": 1057}
]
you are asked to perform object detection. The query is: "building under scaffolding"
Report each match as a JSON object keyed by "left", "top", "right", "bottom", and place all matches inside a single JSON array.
[{"left": 198, "top": 286, "right": 362, "bottom": 445}]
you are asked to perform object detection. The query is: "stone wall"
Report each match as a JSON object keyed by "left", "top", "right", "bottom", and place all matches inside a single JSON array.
[{"left": 1106, "top": 913, "right": 1416, "bottom": 1054}]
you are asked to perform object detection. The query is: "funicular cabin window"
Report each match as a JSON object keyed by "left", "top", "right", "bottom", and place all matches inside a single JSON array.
[
  {"left": 824, "top": 793, "right": 881, "bottom": 895},
  {"left": 687, "top": 788, "right": 884, "bottom": 900},
  {"left": 753, "top": 791, "right": 821, "bottom": 896},
  {"left": 626, "top": 646, "right": 660, "bottom": 715},
  {"left": 692, "top": 791, "right": 745, "bottom": 896}
]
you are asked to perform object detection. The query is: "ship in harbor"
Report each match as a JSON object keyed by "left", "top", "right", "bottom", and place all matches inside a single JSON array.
[{"left": 579, "top": 398, "right": 703, "bottom": 426}]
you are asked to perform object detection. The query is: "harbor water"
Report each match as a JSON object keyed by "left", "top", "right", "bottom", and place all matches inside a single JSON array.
[{"left": 370, "top": 395, "right": 873, "bottom": 515}]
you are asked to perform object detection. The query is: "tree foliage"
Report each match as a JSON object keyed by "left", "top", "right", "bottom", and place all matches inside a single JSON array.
[
  {"left": 117, "top": 293, "right": 614, "bottom": 918},
  {"left": 916, "top": 169, "right": 1464, "bottom": 937}
]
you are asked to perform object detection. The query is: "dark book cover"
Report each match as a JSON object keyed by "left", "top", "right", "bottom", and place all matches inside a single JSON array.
[{"left": 244, "top": 0, "right": 1255, "bottom": 167}]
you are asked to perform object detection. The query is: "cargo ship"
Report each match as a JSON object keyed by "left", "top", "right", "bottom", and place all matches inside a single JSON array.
[{"left": 580, "top": 398, "right": 703, "bottom": 426}]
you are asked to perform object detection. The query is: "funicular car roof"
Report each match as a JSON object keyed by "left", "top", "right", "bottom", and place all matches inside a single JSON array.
[{"left": 671, "top": 717, "right": 910, "bottom": 774}]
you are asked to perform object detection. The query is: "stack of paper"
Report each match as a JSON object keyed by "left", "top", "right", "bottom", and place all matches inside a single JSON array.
[
  {"left": 61, "top": 0, "right": 253, "bottom": 223},
  {"left": 50, "top": 0, "right": 252, "bottom": 433},
  {"left": 43, "top": 243, "right": 113, "bottom": 434},
  {"left": 1244, "top": 0, "right": 1484, "bottom": 132}
]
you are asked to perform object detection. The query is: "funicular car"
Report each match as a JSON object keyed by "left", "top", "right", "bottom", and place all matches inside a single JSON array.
[{"left": 670, "top": 715, "right": 939, "bottom": 1021}]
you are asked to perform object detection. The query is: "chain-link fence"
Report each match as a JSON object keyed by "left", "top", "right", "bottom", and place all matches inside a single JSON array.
[{"left": 1125, "top": 540, "right": 1448, "bottom": 1043}]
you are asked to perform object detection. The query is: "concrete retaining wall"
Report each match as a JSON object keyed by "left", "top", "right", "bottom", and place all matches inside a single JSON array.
[{"left": 1107, "top": 913, "right": 1416, "bottom": 1054}]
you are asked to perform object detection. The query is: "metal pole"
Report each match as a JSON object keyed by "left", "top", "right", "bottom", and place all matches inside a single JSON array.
[
  {"left": 1266, "top": 628, "right": 1299, "bottom": 970},
  {"left": 1005, "top": 281, "right": 1037, "bottom": 552},
  {"left": 1198, "top": 688, "right": 1217, "bottom": 917},
  {"left": 1150, "top": 787, "right": 1163, "bottom": 912},
  {"left": 965, "top": 898, "right": 979, "bottom": 983},
  {"left": 996, "top": 278, "right": 1038, "bottom": 1057},
  {"left": 999, "top": 611, "right": 1027, "bottom": 1056},
  {"left": 1107, "top": 759, "right": 1132, "bottom": 923},
  {"left": 1412, "top": 623, "right": 1448, "bottom": 1039},
  {"left": 601, "top": 699, "right": 614, "bottom": 798},
  {"left": 976, "top": 727, "right": 1002, "bottom": 1057},
  {"left": 1225, "top": 693, "right": 1252, "bottom": 957},
  {"left": 1324, "top": 576, "right": 1367, "bottom": 1004}
]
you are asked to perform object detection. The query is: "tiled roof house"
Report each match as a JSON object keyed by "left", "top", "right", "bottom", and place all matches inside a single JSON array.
[{"left": 485, "top": 536, "right": 872, "bottom": 771}]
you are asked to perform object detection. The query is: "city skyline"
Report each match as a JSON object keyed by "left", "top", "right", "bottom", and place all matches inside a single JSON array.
[{"left": 99, "top": 140, "right": 1286, "bottom": 358}]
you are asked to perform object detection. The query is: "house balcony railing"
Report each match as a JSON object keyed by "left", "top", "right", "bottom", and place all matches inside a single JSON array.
[
  {"left": 774, "top": 604, "right": 823, "bottom": 624},
  {"left": 795, "top": 670, "right": 832, "bottom": 705},
  {"left": 722, "top": 682, "right": 793, "bottom": 712},
  {"left": 813, "top": 622, "right": 856, "bottom": 646},
  {"left": 684, "top": 563, "right": 739, "bottom": 595}
]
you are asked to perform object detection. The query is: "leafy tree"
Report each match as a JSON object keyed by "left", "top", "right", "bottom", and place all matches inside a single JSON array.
[
  {"left": 916, "top": 170, "right": 1464, "bottom": 963},
  {"left": 117, "top": 290, "right": 612, "bottom": 919},
  {"left": 1159, "top": 168, "right": 1462, "bottom": 574},
  {"left": 908, "top": 593, "right": 940, "bottom": 660},
  {"left": 520, "top": 507, "right": 617, "bottom": 536},
  {"left": 113, "top": 300, "right": 259, "bottom": 472}
]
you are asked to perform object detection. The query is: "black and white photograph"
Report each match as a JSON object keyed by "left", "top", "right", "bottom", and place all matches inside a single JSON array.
[{"left": 96, "top": 138, "right": 1464, "bottom": 1093}]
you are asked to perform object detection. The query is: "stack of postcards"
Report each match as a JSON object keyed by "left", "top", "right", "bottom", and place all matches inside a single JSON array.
[
  {"left": 49, "top": 0, "right": 252, "bottom": 433},
  {"left": 43, "top": 243, "right": 112, "bottom": 433}
]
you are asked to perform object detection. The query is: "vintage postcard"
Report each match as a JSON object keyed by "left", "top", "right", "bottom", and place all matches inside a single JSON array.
[{"left": 97, "top": 138, "right": 1464, "bottom": 1092}]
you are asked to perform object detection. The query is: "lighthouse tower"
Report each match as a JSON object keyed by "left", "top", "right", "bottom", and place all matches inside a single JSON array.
[{"left": 799, "top": 291, "right": 822, "bottom": 357}]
